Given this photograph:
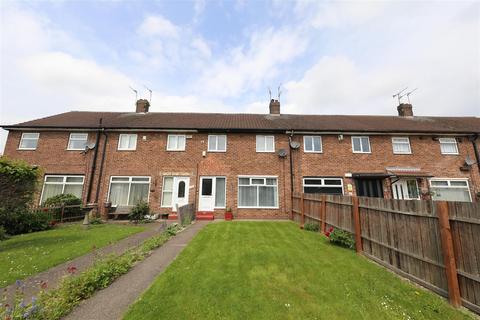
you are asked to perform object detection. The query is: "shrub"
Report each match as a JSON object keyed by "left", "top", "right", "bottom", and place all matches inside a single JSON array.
[
  {"left": 1, "top": 210, "right": 52, "bottom": 236},
  {"left": 0, "top": 226, "right": 8, "bottom": 241},
  {"left": 128, "top": 201, "right": 150, "bottom": 223},
  {"left": 327, "top": 227, "right": 355, "bottom": 249},
  {"left": 303, "top": 223, "right": 319, "bottom": 232},
  {"left": 0, "top": 157, "right": 40, "bottom": 214}
]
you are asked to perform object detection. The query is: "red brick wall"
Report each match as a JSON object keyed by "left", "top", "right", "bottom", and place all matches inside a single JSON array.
[{"left": 4, "top": 130, "right": 480, "bottom": 217}]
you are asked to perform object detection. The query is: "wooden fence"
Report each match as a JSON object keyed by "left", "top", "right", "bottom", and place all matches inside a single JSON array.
[
  {"left": 292, "top": 193, "right": 480, "bottom": 314},
  {"left": 31, "top": 204, "right": 89, "bottom": 223}
]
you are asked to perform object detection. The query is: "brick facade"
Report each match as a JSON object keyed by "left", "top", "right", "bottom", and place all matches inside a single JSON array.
[{"left": 3, "top": 128, "right": 480, "bottom": 219}]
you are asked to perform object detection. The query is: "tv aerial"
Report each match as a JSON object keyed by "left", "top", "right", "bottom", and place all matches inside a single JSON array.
[
  {"left": 129, "top": 86, "right": 138, "bottom": 101},
  {"left": 392, "top": 87, "right": 408, "bottom": 104},
  {"left": 406, "top": 88, "right": 418, "bottom": 104},
  {"left": 144, "top": 85, "right": 153, "bottom": 103}
]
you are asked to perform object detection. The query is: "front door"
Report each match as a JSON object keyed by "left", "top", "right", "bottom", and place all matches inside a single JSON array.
[
  {"left": 198, "top": 176, "right": 226, "bottom": 212},
  {"left": 172, "top": 177, "right": 189, "bottom": 212},
  {"left": 392, "top": 179, "right": 420, "bottom": 200}
]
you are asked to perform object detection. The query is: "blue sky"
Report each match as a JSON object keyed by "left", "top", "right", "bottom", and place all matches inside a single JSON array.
[{"left": 1, "top": 0, "right": 479, "bottom": 152}]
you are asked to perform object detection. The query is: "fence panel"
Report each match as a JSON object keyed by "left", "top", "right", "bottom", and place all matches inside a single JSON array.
[{"left": 291, "top": 193, "right": 480, "bottom": 314}]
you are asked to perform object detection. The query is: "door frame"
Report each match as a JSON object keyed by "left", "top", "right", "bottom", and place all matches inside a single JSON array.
[
  {"left": 198, "top": 176, "right": 227, "bottom": 212},
  {"left": 392, "top": 178, "right": 420, "bottom": 200}
]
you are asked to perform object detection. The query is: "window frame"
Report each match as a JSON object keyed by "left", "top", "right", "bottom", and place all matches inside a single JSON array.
[
  {"left": 303, "top": 136, "right": 322, "bottom": 153},
  {"left": 392, "top": 137, "right": 411, "bottom": 154},
  {"left": 237, "top": 175, "right": 279, "bottom": 209},
  {"left": 256, "top": 135, "right": 275, "bottom": 153},
  {"left": 39, "top": 175, "right": 85, "bottom": 204},
  {"left": 207, "top": 135, "right": 227, "bottom": 152},
  {"left": 18, "top": 132, "right": 40, "bottom": 150},
  {"left": 107, "top": 176, "right": 151, "bottom": 207},
  {"left": 351, "top": 136, "right": 371, "bottom": 154},
  {"left": 429, "top": 178, "right": 471, "bottom": 202},
  {"left": 439, "top": 138, "right": 459, "bottom": 155},
  {"left": 117, "top": 134, "right": 137, "bottom": 151},
  {"left": 67, "top": 133, "right": 89, "bottom": 151},
  {"left": 166, "top": 134, "right": 186, "bottom": 151},
  {"left": 161, "top": 176, "right": 174, "bottom": 208},
  {"left": 302, "top": 177, "right": 344, "bottom": 195}
]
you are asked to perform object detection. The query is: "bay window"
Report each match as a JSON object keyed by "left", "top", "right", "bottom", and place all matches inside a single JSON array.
[{"left": 238, "top": 176, "right": 278, "bottom": 208}]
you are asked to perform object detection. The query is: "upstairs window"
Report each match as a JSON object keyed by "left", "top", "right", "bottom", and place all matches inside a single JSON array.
[
  {"left": 40, "top": 175, "right": 84, "bottom": 204},
  {"left": 208, "top": 135, "right": 227, "bottom": 152},
  {"left": 304, "top": 136, "right": 322, "bottom": 153},
  {"left": 392, "top": 137, "right": 411, "bottom": 154},
  {"left": 19, "top": 133, "right": 39, "bottom": 150},
  {"left": 256, "top": 135, "right": 275, "bottom": 152},
  {"left": 118, "top": 134, "right": 137, "bottom": 151},
  {"left": 68, "top": 133, "right": 88, "bottom": 150},
  {"left": 167, "top": 135, "right": 186, "bottom": 151},
  {"left": 351, "top": 136, "right": 371, "bottom": 153},
  {"left": 439, "top": 138, "right": 458, "bottom": 155}
]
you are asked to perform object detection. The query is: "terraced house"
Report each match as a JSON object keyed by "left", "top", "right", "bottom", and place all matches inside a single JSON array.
[{"left": 2, "top": 99, "right": 480, "bottom": 219}]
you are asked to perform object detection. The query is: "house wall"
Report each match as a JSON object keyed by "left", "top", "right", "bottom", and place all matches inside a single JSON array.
[{"left": 3, "top": 130, "right": 480, "bottom": 218}]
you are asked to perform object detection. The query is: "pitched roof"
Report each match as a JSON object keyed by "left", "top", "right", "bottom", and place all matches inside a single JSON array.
[{"left": 2, "top": 111, "right": 480, "bottom": 134}]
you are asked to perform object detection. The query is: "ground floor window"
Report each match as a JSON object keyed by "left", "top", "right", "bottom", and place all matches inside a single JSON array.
[
  {"left": 238, "top": 176, "right": 278, "bottom": 208},
  {"left": 303, "top": 177, "right": 343, "bottom": 194},
  {"left": 108, "top": 176, "right": 150, "bottom": 206},
  {"left": 40, "top": 175, "right": 85, "bottom": 204},
  {"left": 429, "top": 179, "right": 471, "bottom": 202}
]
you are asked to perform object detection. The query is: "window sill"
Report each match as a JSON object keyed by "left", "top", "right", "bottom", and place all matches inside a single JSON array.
[
  {"left": 304, "top": 151, "right": 323, "bottom": 154},
  {"left": 440, "top": 153, "right": 459, "bottom": 156},
  {"left": 393, "top": 152, "right": 412, "bottom": 155},
  {"left": 255, "top": 151, "right": 275, "bottom": 153},
  {"left": 352, "top": 151, "right": 371, "bottom": 154},
  {"left": 207, "top": 150, "right": 227, "bottom": 153},
  {"left": 117, "top": 149, "right": 137, "bottom": 151},
  {"left": 17, "top": 148, "right": 37, "bottom": 151},
  {"left": 237, "top": 206, "right": 279, "bottom": 209},
  {"left": 166, "top": 149, "right": 186, "bottom": 152}
]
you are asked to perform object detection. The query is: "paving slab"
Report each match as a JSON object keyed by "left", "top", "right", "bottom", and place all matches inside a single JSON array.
[{"left": 64, "top": 221, "right": 210, "bottom": 320}]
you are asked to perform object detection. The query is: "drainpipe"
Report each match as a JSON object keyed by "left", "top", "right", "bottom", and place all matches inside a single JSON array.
[
  {"left": 288, "top": 131, "right": 295, "bottom": 195},
  {"left": 86, "top": 118, "right": 102, "bottom": 204},
  {"left": 94, "top": 129, "right": 108, "bottom": 205},
  {"left": 471, "top": 134, "right": 480, "bottom": 174}
]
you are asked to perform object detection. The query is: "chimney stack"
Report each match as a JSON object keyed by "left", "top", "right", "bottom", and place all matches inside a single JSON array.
[
  {"left": 397, "top": 103, "right": 413, "bottom": 117},
  {"left": 136, "top": 99, "right": 150, "bottom": 113},
  {"left": 269, "top": 99, "right": 280, "bottom": 115}
]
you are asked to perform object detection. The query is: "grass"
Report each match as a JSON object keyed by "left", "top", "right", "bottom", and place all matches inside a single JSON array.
[
  {"left": 0, "top": 223, "right": 145, "bottom": 287},
  {"left": 124, "top": 221, "right": 473, "bottom": 320}
]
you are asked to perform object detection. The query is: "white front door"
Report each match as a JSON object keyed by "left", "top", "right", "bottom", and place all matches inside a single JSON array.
[
  {"left": 392, "top": 179, "right": 420, "bottom": 200},
  {"left": 199, "top": 177, "right": 215, "bottom": 211},
  {"left": 172, "top": 177, "right": 189, "bottom": 212}
]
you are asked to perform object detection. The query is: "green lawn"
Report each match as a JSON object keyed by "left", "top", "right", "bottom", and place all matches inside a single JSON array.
[
  {"left": 125, "top": 221, "right": 473, "bottom": 320},
  {"left": 0, "top": 223, "right": 145, "bottom": 287}
]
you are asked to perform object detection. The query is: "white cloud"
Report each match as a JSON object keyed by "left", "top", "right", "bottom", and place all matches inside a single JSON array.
[
  {"left": 137, "top": 15, "right": 179, "bottom": 38},
  {"left": 198, "top": 27, "right": 307, "bottom": 97}
]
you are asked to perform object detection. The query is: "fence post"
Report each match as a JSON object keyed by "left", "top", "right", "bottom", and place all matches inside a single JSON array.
[
  {"left": 352, "top": 197, "right": 363, "bottom": 254},
  {"left": 321, "top": 194, "right": 327, "bottom": 233},
  {"left": 300, "top": 193, "right": 305, "bottom": 229},
  {"left": 436, "top": 201, "right": 461, "bottom": 307},
  {"left": 60, "top": 205, "right": 65, "bottom": 223}
]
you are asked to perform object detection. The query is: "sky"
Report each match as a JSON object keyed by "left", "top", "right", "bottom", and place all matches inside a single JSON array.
[{"left": 0, "top": 0, "right": 479, "bottom": 153}]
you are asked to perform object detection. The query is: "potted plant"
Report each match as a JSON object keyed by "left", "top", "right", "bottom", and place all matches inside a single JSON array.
[{"left": 224, "top": 207, "right": 233, "bottom": 221}]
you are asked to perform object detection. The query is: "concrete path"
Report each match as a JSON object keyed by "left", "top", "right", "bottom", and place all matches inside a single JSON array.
[
  {"left": 65, "top": 221, "right": 210, "bottom": 320},
  {"left": 4, "top": 221, "right": 168, "bottom": 301}
]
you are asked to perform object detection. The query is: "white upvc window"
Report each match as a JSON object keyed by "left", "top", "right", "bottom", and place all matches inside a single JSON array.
[
  {"left": 108, "top": 176, "right": 150, "bottom": 206},
  {"left": 208, "top": 135, "right": 227, "bottom": 152},
  {"left": 238, "top": 176, "right": 278, "bottom": 208},
  {"left": 429, "top": 178, "right": 471, "bottom": 202},
  {"left": 68, "top": 133, "right": 88, "bottom": 150},
  {"left": 256, "top": 135, "right": 275, "bottom": 152},
  {"left": 351, "top": 136, "right": 371, "bottom": 153},
  {"left": 303, "top": 177, "right": 343, "bottom": 195},
  {"left": 167, "top": 134, "right": 186, "bottom": 151},
  {"left": 40, "top": 175, "right": 84, "bottom": 204},
  {"left": 118, "top": 134, "right": 137, "bottom": 151},
  {"left": 392, "top": 137, "right": 411, "bottom": 154},
  {"left": 161, "top": 176, "right": 174, "bottom": 207},
  {"left": 304, "top": 136, "right": 322, "bottom": 153},
  {"left": 19, "top": 133, "right": 39, "bottom": 150},
  {"left": 439, "top": 138, "right": 458, "bottom": 155}
]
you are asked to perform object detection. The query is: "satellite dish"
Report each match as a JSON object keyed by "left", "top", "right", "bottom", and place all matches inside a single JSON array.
[
  {"left": 87, "top": 142, "right": 96, "bottom": 150},
  {"left": 278, "top": 149, "right": 288, "bottom": 158},
  {"left": 465, "top": 154, "right": 476, "bottom": 166},
  {"left": 290, "top": 141, "right": 301, "bottom": 149}
]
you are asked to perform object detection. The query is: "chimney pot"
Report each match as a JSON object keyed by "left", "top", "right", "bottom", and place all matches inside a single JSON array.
[
  {"left": 269, "top": 99, "right": 280, "bottom": 115},
  {"left": 136, "top": 99, "right": 150, "bottom": 113},
  {"left": 397, "top": 103, "right": 413, "bottom": 117}
]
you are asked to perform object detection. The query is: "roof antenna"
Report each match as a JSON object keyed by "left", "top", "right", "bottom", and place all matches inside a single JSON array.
[
  {"left": 129, "top": 86, "right": 138, "bottom": 102},
  {"left": 406, "top": 88, "right": 418, "bottom": 104},
  {"left": 392, "top": 87, "right": 408, "bottom": 104},
  {"left": 268, "top": 87, "right": 272, "bottom": 100},
  {"left": 277, "top": 83, "right": 282, "bottom": 101},
  {"left": 144, "top": 85, "right": 153, "bottom": 104}
]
